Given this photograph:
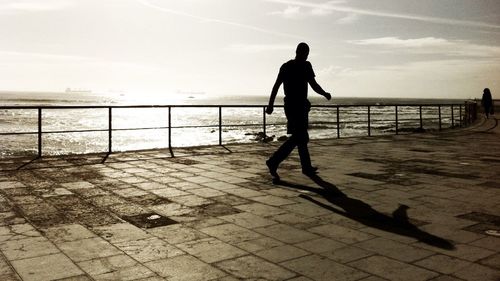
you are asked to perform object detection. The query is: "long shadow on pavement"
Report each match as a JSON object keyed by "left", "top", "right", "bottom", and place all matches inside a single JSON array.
[{"left": 276, "top": 174, "right": 455, "bottom": 250}]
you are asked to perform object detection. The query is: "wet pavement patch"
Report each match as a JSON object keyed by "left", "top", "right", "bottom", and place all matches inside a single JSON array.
[
  {"left": 409, "top": 168, "right": 478, "bottom": 180},
  {"left": 409, "top": 149, "right": 434, "bottom": 153},
  {"left": 47, "top": 196, "right": 94, "bottom": 211},
  {"left": 127, "top": 194, "right": 172, "bottom": 206},
  {"left": 1, "top": 188, "right": 32, "bottom": 197},
  {"left": 404, "top": 159, "right": 440, "bottom": 165},
  {"left": 462, "top": 223, "right": 499, "bottom": 235},
  {"left": 358, "top": 158, "right": 455, "bottom": 180},
  {"left": 67, "top": 212, "right": 120, "bottom": 227},
  {"left": 197, "top": 203, "right": 242, "bottom": 217},
  {"left": 226, "top": 159, "right": 256, "bottom": 167},
  {"left": 279, "top": 163, "right": 302, "bottom": 170},
  {"left": 108, "top": 203, "right": 151, "bottom": 217},
  {"left": 167, "top": 158, "right": 202, "bottom": 165},
  {"left": 122, "top": 213, "right": 178, "bottom": 229},
  {"left": 30, "top": 214, "right": 71, "bottom": 228},
  {"left": 0, "top": 202, "right": 12, "bottom": 212},
  {"left": 348, "top": 172, "right": 420, "bottom": 186},
  {"left": 212, "top": 195, "right": 251, "bottom": 206},
  {"left": 478, "top": 181, "right": 500, "bottom": 189},
  {"left": 406, "top": 218, "right": 430, "bottom": 227},
  {"left": 457, "top": 212, "right": 500, "bottom": 225},
  {"left": 358, "top": 158, "right": 388, "bottom": 164},
  {"left": 480, "top": 157, "right": 500, "bottom": 163},
  {"left": 13, "top": 203, "right": 69, "bottom": 228}
]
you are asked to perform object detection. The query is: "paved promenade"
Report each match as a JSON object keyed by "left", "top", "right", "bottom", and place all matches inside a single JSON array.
[{"left": 0, "top": 117, "right": 499, "bottom": 281}]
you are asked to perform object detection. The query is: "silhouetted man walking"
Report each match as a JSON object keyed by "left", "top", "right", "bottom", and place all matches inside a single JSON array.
[{"left": 266, "top": 42, "right": 331, "bottom": 182}]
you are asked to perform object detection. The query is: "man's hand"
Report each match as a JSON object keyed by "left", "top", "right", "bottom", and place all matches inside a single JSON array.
[
  {"left": 266, "top": 105, "right": 274, "bottom": 114},
  {"left": 324, "top": 92, "right": 332, "bottom": 100}
]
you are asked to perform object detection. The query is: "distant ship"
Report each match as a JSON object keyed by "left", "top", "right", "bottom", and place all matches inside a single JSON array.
[{"left": 65, "top": 88, "right": 92, "bottom": 94}]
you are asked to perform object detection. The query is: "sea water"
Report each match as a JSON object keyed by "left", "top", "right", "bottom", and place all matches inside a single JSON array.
[{"left": 0, "top": 91, "right": 465, "bottom": 157}]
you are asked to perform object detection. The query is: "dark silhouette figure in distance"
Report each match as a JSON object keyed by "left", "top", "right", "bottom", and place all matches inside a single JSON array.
[
  {"left": 481, "top": 88, "right": 493, "bottom": 119},
  {"left": 266, "top": 42, "right": 332, "bottom": 182}
]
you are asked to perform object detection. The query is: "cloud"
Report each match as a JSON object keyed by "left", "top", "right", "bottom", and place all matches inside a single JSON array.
[
  {"left": 269, "top": 1, "right": 346, "bottom": 19},
  {"left": 350, "top": 37, "right": 449, "bottom": 48},
  {"left": 269, "top": 5, "right": 302, "bottom": 18},
  {"left": 349, "top": 37, "right": 500, "bottom": 58},
  {"left": 316, "top": 65, "right": 352, "bottom": 77},
  {"left": 226, "top": 44, "right": 294, "bottom": 53},
  {"left": 0, "top": 0, "right": 73, "bottom": 13},
  {"left": 266, "top": 0, "right": 500, "bottom": 29},
  {"left": 336, "top": 13, "right": 359, "bottom": 24},
  {"left": 137, "top": 0, "right": 301, "bottom": 39},
  {"left": 310, "top": 0, "right": 346, "bottom": 16}
]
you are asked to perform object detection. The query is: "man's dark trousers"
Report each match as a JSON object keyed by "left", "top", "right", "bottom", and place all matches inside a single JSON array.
[
  {"left": 268, "top": 131, "right": 312, "bottom": 170},
  {"left": 268, "top": 101, "right": 313, "bottom": 170}
]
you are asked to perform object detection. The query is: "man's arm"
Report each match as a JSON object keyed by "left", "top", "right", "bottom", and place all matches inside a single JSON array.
[
  {"left": 309, "top": 78, "right": 331, "bottom": 100},
  {"left": 266, "top": 75, "right": 283, "bottom": 114}
]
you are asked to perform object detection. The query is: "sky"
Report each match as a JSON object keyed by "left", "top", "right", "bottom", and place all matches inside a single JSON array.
[{"left": 0, "top": 0, "right": 499, "bottom": 100}]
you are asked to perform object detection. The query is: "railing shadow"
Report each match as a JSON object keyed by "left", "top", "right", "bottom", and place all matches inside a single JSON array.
[
  {"left": 276, "top": 174, "right": 455, "bottom": 250},
  {"left": 16, "top": 157, "right": 40, "bottom": 170},
  {"left": 1, "top": 145, "right": 238, "bottom": 171}
]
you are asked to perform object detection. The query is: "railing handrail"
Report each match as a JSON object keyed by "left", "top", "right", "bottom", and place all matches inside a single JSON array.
[
  {"left": 0, "top": 103, "right": 467, "bottom": 110},
  {"left": 0, "top": 102, "right": 478, "bottom": 157}
]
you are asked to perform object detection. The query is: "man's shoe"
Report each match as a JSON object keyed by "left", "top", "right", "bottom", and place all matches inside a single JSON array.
[
  {"left": 302, "top": 166, "right": 318, "bottom": 176},
  {"left": 266, "top": 160, "right": 280, "bottom": 181}
]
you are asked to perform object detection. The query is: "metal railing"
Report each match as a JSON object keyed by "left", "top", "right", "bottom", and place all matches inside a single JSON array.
[{"left": 0, "top": 102, "right": 478, "bottom": 157}]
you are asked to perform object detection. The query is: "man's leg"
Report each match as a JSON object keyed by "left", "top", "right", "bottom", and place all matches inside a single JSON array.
[
  {"left": 268, "top": 135, "right": 297, "bottom": 166},
  {"left": 267, "top": 135, "right": 298, "bottom": 180},
  {"left": 296, "top": 131, "right": 316, "bottom": 174}
]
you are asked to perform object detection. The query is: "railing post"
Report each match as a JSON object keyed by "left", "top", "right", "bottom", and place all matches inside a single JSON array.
[
  {"left": 168, "top": 106, "right": 172, "bottom": 149},
  {"left": 472, "top": 102, "right": 477, "bottom": 122},
  {"left": 367, "top": 105, "right": 371, "bottom": 136},
  {"left": 467, "top": 102, "right": 471, "bottom": 125},
  {"left": 419, "top": 105, "right": 423, "bottom": 129},
  {"left": 263, "top": 106, "right": 266, "bottom": 137},
  {"left": 38, "top": 108, "right": 42, "bottom": 158},
  {"left": 438, "top": 105, "right": 442, "bottom": 131},
  {"left": 459, "top": 105, "right": 463, "bottom": 127},
  {"left": 395, "top": 105, "right": 398, "bottom": 135},
  {"left": 336, "top": 106, "right": 340, "bottom": 138},
  {"left": 108, "top": 107, "right": 112, "bottom": 153},
  {"left": 218, "top": 106, "right": 222, "bottom": 146},
  {"left": 167, "top": 106, "right": 175, "bottom": 157},
  {"left": 451, "top": 105, "right": 454, "bottom": 128}
]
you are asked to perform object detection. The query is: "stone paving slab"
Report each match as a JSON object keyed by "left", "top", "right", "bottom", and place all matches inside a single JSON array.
[{"left": 0, "top": 117, "right": 499, "bottom": 280}]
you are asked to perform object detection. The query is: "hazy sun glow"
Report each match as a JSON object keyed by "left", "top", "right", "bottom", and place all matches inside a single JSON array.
[{"left": 0, "top": 0, "right": 499, "bottom": 99}]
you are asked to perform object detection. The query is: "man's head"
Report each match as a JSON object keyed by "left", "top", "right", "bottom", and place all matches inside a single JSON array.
[{"left": 295, "top": 42, "right": 309, "bottom": 61}]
